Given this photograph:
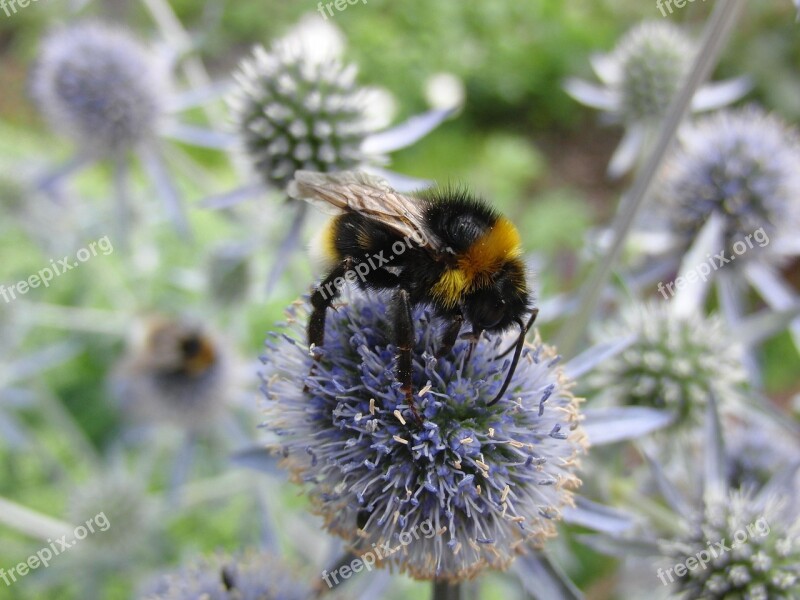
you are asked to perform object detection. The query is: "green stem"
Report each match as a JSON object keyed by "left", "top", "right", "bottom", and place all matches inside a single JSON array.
[
  {"left": 556, "top": 0, "right": 747, "bottom": 357},
  {"left": 432, "top": 580, "right": 462, "bottom": 600}
]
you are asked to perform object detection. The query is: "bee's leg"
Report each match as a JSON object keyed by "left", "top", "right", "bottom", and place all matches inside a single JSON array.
[
  {"left": 393, "top": 288, "right": 423, "bottom": 425},
  {"left": 435, "top": 311, "right": 464, "bottom": 359},
  {"left": 305, "top": 258, "right": 354, "bottom": 394},
  {"left": 463, "top": 329, "right": 482, "bottom": 365},
  {"left": 308, "top": 257, "right": 354, "bottom": 350}
]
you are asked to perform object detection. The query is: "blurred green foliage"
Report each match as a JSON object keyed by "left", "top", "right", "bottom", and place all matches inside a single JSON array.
[{"left": 1, "top": 1, "right": 800, "bottom": 599}]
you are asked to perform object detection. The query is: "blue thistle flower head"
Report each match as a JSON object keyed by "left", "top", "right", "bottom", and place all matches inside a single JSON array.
[
  {"left": 659, "top": 491, "right": 800, "bottom": 599},
  {"left": 31, "top": 21, "right": 168, "bottom": 156},
  {"left": 261, "top": 294, "right": 586, "bottom": 581},
  {"left": 141, "top": 550, "right": 312, "bottom": 599},
  {"left": 228, "top": 21, "right": 376, "bottom": 190},
  {"left": 658, "top": 106, "right": 800, "bottom": 262}
]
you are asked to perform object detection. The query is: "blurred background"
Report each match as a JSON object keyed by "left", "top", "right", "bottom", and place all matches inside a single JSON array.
[{"left": 1, "top": 1, "right": 799, "bottom": 599}]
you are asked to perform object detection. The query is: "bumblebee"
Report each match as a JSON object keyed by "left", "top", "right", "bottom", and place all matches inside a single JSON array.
[{"left": 288, "top": 170, "right": 537, "bottom": 422}]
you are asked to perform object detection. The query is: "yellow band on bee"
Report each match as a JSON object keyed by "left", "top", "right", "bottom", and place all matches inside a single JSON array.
[
  {"left": 431, "top": 269, "right": 469, "bottom": 308},
  {"left": 432, "top": 217, "right": 522, "bottom": 307}
]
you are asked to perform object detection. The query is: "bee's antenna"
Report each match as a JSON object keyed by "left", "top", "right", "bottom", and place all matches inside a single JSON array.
[
  {"left": 493, "top": 308, "right": 538, "bottom": 360},
  {"left": 487, "top": 316, "right": 528, "bottom": 407}
]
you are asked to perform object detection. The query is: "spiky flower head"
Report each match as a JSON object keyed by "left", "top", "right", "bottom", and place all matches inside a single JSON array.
[
  {"left": 141, "top": 550, "right": 312, "bottom": 600},
  {"left": 657, "top": 107, "right": 800, "bottom": 262},
  {"left": 67, "top": 471, "right": 151, "bottom": 562},
  {"left": 586, "top": 303, "right": 747, "bottom": 426},
  {"left": 113, "top": 316, "right": 233, "bottom": 430},
  {"left": 31, "top": 22, "right": 168, "bottom": 156},
  {"left": 229, "top": 19, "right": 378, "bottom": 190},
  {"left": 659, "top": 491, "right": 800, "bottom": 599},
  {"left": 261, "top": 295, "right": 586, "bottom": 581},
  {"left": 610, "top": 21, "right": 695, "bottom": 124}
]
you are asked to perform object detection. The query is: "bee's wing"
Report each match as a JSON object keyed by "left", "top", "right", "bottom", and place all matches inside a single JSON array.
[{"left": 288, "top": 170, "right": 444, "bottom": 252}]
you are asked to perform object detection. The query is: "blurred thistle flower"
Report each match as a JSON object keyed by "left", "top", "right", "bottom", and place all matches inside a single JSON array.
[
  {"left": 141, "top": 549, "right": 312, "bottom": 600},
  {"left": 261, "top": 294, "right": 587, "bottom": 581},
  {"left": 656, "top": 106, "right": 800, "bottom": 265},
  {"left": 632, "top": 107, "right": 800, "bottom": 376},
  {"left": 31, "top": 21, "right": 168, "bottom": 157},
  {"left": 204, "top": 14, "right": 451, "bottom": 290},
  {"left": 585, "top": 302, "right": 747, "bottom": 428},
  {"left": 659, "top": 491, "right": 800, "bottom": 599},
  {"left": 30, "top": 21, "right": 232, "bottom": 236},
  {"left": 580, "top": 394, "right": 800, "bottom": 600},
  {"left": 564, "top": 21, "right": 749, "bottom": 178},
  {"left": 67, "top": 470, "right": 153, "bottom": 563},
  {"left": 113, "top": 316, "right": 235, "bottom": 431}
]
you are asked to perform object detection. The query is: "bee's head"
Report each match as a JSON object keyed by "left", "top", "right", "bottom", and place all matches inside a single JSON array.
[{"left": 463, "top": 259, "right": 530, "bottom": 333}]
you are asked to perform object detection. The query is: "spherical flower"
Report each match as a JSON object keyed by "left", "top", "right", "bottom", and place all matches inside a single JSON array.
[
  {"left": 657, "top": 106, "right": 800, "bottom": 263},
  {"left": 228, "top": 26, "right": 377, "bottom": 190},
  {"left": 585, "top": 303, "right": 747, "bottom": 426},
  {"left": 30, "top": 22, "right": 168, "bottom": 156},
  {"left": 113, "top": 316, "right": 234, "bottom": 430},
  {"left": 261, "top": 294, "right": 586, "bottom": 581},
  {"left": 659, "top": 491, "right": 800, "bottom": 599},
  {"left": 610, "top": 21, "right": 694, "bottom": 124},
  {"left": 564, "top": 21, "right": 749, "bottom": 177},
  {"left": 141, "top": 550, "right": 312, "bottom": 600},
  {"left": 67, "top": 471, "right": 152, "bottom": 562}
]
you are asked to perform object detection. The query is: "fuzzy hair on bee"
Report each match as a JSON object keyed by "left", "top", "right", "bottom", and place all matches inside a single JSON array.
[{"left": 288, "top": 170, "right": 537, "bottom": 421}]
